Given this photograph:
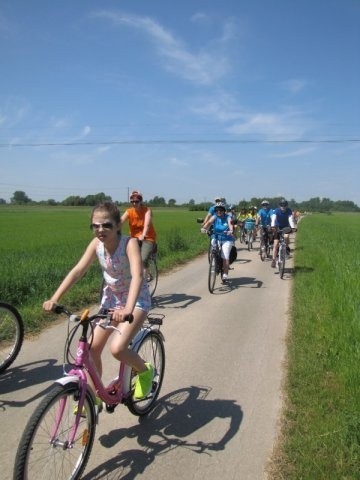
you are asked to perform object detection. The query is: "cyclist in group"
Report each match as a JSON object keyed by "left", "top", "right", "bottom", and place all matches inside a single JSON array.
[
  {"left": 202, "top": 202, "right": 234, "bottom": 281},
  {"left": 270, "top": 198, "right": 296, "bottom": 267},
  {"left": 121, "top": 190, "right": 157, "bottom": 281},
  {"left": 237, "top": 207, "right": 247, "bottom": 240},
  {"left": 244, "top": 206, "right": 257, "bottom": 243},
  {"left": 202, "top": 196, "right": 223, "bottom": 226},
  {"left": 43, "top": 201, "right": 154, "bottom": 402},
  {"left": 256, "top": 200, "right": 273, "bottom": 255}
]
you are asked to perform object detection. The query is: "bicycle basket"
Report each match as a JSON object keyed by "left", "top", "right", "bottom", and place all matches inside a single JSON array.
[{"left": 244, "top": 221, "right": 256, "bottom": 230}]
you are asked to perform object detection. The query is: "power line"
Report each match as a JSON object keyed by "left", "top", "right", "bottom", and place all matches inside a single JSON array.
[{"left": 1, "top": 138, "right": 360, "bottom": 147}]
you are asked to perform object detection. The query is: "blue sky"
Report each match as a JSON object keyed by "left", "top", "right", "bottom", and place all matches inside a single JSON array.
[{"left": 1, "top": 0, "right": 359, "bottom": 206}]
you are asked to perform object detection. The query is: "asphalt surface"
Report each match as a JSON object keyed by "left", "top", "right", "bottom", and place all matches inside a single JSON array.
[{"left": 1, "top": 237, "right": 294, "bottom": 480}]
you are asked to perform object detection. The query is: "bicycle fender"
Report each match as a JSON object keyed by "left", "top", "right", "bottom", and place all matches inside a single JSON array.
[
  {"left": 55, "top": 375, "right": 80, "bottom": 386},
  {"left": 130, "top": 328, "right": 165, "bottom": 353}
]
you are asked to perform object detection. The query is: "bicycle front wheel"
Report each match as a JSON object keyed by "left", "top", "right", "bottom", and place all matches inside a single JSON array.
[
  {"left": 0, "top": 302, "right": 24, "bottom": 373},
  {"left": 14, "top": 382, "right": 96, "bottom": 480},
  {"left": 208, "top": 253, "right": 217, "bottom": 293},
  {"left": 127, "top": 331, "right": 165, "bottom": 416},
  {"left": 147, "top": 257, "right": 158, "bottom": 298},
  {"left": 259, "top": 240, "right": 266, "bottom": 261},
  {"left": 278, "top": 245, "right": 286, "bottom": 279}
]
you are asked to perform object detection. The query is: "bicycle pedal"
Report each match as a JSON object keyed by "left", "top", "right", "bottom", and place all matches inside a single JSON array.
[{"left": 105, "top": 403, "right": 117, "bottom": 413}]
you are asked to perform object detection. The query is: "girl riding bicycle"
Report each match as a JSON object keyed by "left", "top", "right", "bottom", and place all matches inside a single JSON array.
[
  {"left": 202, "top": 202, "right": 234, "bottom": 281},
  {"left": 121, "top": 190, "right": 157, "bottom": 281},
  {"left": 43, "top": 201, "right": 153, "bottom": 401}
]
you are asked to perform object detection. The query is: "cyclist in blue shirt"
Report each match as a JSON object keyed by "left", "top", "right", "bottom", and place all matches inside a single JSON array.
[
  {"left": 270, "top": 199, "right": 296, "bottom": 267},
  {"left": 202, "top": 202, "right": 234, "bottom": 281},
  {"left": 202, "top": 196, "right": 223, "bottom": 227},
  {"left": 256, "top": 200, "right": 273, "bottom": 255}
]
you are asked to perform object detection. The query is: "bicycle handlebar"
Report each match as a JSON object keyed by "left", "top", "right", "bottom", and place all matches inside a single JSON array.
[{"left": 53, "top": 305, "right": 134, "bottom": 324}]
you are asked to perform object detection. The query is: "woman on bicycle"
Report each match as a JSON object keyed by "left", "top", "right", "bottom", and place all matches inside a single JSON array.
[
  {"left": 43, "top": 201, "right": 153, "bottom": 400},
  {"left": 121, "top": 190, "right": 157, "bottom": 281},
  {"left": 202, "top": 202, "right": 234, "bottom": 281}
]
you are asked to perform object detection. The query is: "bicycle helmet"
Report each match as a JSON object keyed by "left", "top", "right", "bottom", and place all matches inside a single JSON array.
[
  {"left": 279, "top": 198, "right": 288, "bottom": 207},
  {"left": 130, "top": 190, "right": 143, "bottom": 202},
  {"left": 214, "top": 202, "right": 226, "bottom": 212},
  {"left": 214, "top": 196, "right": 222, "bottom": 202},
  {"left": 261, "top": 200, "right": 270, "bottom": 206}
]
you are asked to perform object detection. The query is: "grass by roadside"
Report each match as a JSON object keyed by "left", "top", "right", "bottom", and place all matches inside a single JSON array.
[{"left": 269, "top": 213, "right": 360, "bottom": 479}]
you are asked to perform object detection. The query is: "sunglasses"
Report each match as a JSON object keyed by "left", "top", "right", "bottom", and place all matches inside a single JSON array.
[
  {"left": 90, "top": 222, "right": 114, "bottom": 230},
  {"left": 131, "top": 200, "right": 140, "bottom": 204}
]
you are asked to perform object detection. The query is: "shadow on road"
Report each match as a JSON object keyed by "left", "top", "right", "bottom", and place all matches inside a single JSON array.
[
  {"left": 152, "top": 293, "right": 201, "bottom": 309},
  {"left": 0, "top": 359, "right": 62, "bottom": 409},
  {"left": 83, "top": 386, "right": 243, "bottom": 480}
]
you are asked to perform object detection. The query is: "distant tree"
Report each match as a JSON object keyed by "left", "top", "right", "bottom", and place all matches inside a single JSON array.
[
  {"left": 148, "top": 196, "right": 166, "bottom": 206},
  {"left": 188, "top": 199, "right": 195, "bottom": 206},
  {"left": 84, "top": 192, "right": 112, "bottom": 206},
  {"left": 168, "top": 198, "right": 176, "bottom": 207},
  {"left": 11, "top": 191, "right": 31, "bottom": 204},
  {"left": 0, "top": 198, "right": 6, "bottom": 204},
  {"left": 62, "top": 195, "right": 85, "bottom": 206}
]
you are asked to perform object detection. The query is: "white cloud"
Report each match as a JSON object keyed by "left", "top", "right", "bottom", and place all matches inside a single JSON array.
[
  {"left": 270, "top": 147, "right": 317, "bottom": 159},
  {"left": 92, "top": 11, "right": 230, "bottom": 85},
  {"left": 170, "top": 157, "right": 188, "bottom": 167},
  {"left": 281, "top": 79, "right": 307, "bottom": 94}
]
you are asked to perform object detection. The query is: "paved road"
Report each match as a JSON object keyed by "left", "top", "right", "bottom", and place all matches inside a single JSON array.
[{"left": 1, "top": 239, "right": 294, "bottom": 479}]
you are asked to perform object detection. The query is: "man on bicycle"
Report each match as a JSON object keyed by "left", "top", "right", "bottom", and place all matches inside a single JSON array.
[
  {"left": 270, "top": 199, "right": 296, "bottom": 267},
  {"left": 256, "top": 200, "right": 273, "bottom": 255}
]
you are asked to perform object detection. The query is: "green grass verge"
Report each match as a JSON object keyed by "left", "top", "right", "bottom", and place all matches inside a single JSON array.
[{"left": 271, "top": 213, "right": 360, "bottom": 479}]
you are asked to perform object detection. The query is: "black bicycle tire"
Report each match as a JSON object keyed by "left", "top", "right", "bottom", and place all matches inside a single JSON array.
[
  {"left": 260, "top": 242, "right": 266, "bottom": 261},
  {"left": 279, "top": 244, "right": 286, "bottom": 279},
  {"left": 14, "top": 382, "right": 96, "bottom": 480},
  {"left": 127, "top": 331, "right": 165, "bottom": 416},
  {"left": 147, "top": 257, "right": 158, "bottom": 297},
  {"left": 0, "top": 302, "right": 24, "bottom": 373},
  {"left": 208, "top": 253, "right": 217, "bottom": 293}
]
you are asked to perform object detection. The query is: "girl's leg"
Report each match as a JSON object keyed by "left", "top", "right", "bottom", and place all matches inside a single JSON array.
[
  {"left": 110, "top": 308, "right": 148, "bottom": 372},
  {"left": 87, "top": 326, "right": 112, "bottom": 394}
]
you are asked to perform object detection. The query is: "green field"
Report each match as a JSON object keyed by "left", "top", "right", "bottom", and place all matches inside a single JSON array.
[
  {"left": 270, "top": 212, "right": 360, "bottom": 479},
  {"left": 0, "top": 205, "right": 208, "bottom": 332}
]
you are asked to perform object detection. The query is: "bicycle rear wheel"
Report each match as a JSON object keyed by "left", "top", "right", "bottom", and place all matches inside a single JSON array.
[
  {"left": 0, "top": 302, "right": 24, "bottom": 373},
  {"left": 127, "top": 331, "right": 165, "bottom": 416},
  {"left": 208, "top": 253, "right": 217, "bottom": 293},
  {"left": 14, "top": 382, "right": 96, "bottom": 480},
  {"left": 147, "top": 257, "right": 158, "bottom": 297}
]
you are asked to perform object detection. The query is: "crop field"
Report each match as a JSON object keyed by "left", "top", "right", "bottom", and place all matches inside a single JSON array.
[
  {"left": 0, "top": 205, "right": 208, "bottom": 332},
  {"left": 270, "top": 212, "right": 360, "bottom": 479}
]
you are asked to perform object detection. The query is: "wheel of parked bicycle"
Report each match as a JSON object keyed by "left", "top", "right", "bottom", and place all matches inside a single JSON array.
[{"left": 0, "top": 302, "right": 24, "bottom": 373}]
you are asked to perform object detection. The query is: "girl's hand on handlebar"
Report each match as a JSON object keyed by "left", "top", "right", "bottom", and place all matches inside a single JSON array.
[
  {"left": 111, "top": 308, "right": 133, "bottom": 324},
  {"left": 43, "top": 300, "right": 57, "bottom": 312}
]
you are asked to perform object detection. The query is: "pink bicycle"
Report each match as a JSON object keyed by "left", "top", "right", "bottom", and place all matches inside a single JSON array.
[{"left": 14, "top": 305, "right": 165, "bottom": 480}]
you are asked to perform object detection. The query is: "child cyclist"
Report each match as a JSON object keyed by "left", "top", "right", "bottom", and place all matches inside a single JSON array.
[{"left": 43, "top": 201, "right": 153, "bottom": 401}]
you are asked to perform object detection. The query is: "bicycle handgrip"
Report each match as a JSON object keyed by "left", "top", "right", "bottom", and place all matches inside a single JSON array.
[{"left": 123, "top": 313, "right": 134, "bottom": 324}]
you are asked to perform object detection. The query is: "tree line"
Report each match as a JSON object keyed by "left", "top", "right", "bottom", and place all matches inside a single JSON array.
[{"left": 2, "top": 190, "right": 359, "bottom": 213}]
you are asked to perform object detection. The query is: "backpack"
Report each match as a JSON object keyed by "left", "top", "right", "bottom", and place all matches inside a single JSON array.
[{"left": 229, "top": 245, "right": 237, "bottom": 264}]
